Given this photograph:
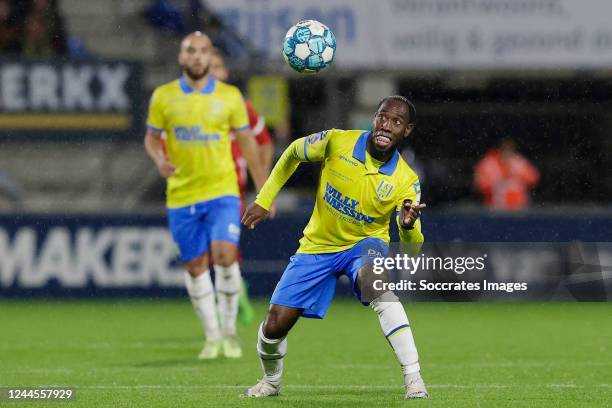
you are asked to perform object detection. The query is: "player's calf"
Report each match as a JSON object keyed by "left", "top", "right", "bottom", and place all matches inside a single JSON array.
[
  {"left": 256, "top": 323, "right": 287, "bottom": 387},
  {"left": 215, "top": 261, "right": 243, "bottom": 358},
  {"left": 240, "top": 324, "right": 285, "bottom": 397},
  {"left": 184, "top": 269, "right": 222, "bottom": 353},
  {"left": 370, "top": 291, "right": 428, "bottom": 398},
  {"left": 215, "top": 262, "right": 241, "bottom": 335},
  {"left": 241, "top": 306, "right": 300, "bottom": 397}
]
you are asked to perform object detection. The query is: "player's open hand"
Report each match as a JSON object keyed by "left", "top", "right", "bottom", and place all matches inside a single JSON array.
[
  {"left": 156, "top": 158, "right": 176, "bottom": 178},
  {"left": 241, "top": 202, "right": 269, "bottom": 229},
  {"left": 400, "top": 199, "right": 426, "bottom": 229}
]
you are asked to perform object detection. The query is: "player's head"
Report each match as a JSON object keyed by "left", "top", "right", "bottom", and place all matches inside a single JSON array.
[
  {"left": 371, "top": 95, "right": 416, "bottom": 153},
  {"left": 208, "top": 48, "right": 229, "bottom": 82},
  {"left": 178, "top": 31, "right": 213, "bottom": 81},
  {"left": 499, "top": 137, "right": 517, "bottom": 153}
]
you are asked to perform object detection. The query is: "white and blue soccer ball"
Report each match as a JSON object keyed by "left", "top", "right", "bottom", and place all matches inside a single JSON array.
[{"left": 282, "top": 20, "right": 336, "bottom": 73}]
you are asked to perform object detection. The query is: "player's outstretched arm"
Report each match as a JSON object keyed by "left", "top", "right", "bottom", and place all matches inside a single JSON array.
[
  {"left": 144, "top": 128, "right": 175, "bottom": 178},
  {"left": 241, "top": 137, "right": 311, "bottom": 228}
]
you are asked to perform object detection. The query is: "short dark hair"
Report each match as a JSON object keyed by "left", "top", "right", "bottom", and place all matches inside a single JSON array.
[{"left": 377, "top": 95, "right": 416, "bottom": 124}]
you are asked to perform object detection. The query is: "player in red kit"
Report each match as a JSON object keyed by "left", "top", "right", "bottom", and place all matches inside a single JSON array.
[
  {"left": 231, "top": 99, "right": 274, "bottom": 212},
  {"left": 209, "top": 48, "right": 275, "bottom": 212}
]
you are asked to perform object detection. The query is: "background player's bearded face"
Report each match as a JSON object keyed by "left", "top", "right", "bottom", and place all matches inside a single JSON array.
[
  {"left": 178, "top": 34, "right": 213, "bottom": 81},
  {"left": 370, "top": 100, "right": 414, "bottom": 155}
]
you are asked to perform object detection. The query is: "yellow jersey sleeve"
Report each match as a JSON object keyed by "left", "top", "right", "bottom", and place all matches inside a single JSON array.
[
  {"left": 303, "top": 130, "right": 332, "bottom": 162},
  {"left": 146, "top": 89, "right": 165, "bottom": 131},
  {"left": 255, "top": 129, "right": 334, "bottom": 210},
  {"left": 396, "top": 176, "right": 424, "bottom": 248},
  {"left": 254, "top": 138, "right": 304, "bottom": 210},
  {"left": 229, "top": 89, "right": 249, "bottom": 130}
]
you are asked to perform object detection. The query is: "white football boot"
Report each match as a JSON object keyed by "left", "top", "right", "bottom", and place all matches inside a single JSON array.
[
  {"left": 404, "top": 373, "right": 429, "bottom": 399},
  {"left": 240, "top": 380, "right": 280, "bottom": 397}
]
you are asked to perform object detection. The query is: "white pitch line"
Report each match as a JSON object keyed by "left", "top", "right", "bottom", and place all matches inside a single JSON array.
[
  {"left": 51, "top": 384, "right": 611, "bottom": 390},
  {"left": 548, "top": 384, "right": 578, "bottom": 388},
  {"left": 0, "top": 342, "right": 203, "bottom": 351},
  {"left": 8, "top": 360, "right": 605, "bottom": 372},
  {"left": 334, "top": 361, "right": 611, "bottom": 369}
]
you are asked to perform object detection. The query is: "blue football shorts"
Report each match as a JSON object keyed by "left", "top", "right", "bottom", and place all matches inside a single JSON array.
[
  {"left": 270, "top": 237, "right": 389, "bottom": 319},
  {"left": 167, "top": 195, "right": 241, "bottom": 263}
]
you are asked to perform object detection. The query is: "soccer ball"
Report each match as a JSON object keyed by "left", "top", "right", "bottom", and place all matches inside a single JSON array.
[{"left": 282, "top": 20, "right": 336, "bottom": 73}]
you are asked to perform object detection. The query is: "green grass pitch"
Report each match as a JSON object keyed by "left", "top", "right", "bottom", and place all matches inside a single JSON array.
[{"left": 1, "top": 300, "right": 611, "bottom": 407}]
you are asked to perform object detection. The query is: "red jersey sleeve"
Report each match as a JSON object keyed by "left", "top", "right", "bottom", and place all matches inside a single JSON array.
[{"left": 245, "top": 100, "right": 272, "bottom": 145}]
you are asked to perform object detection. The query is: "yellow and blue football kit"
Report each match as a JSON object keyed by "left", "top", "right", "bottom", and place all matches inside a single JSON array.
[
  {"left": 255, "top": 129, "right": 424, "bottom": 318},
  {"left": 147, "top": 75, "right": 249, "bottom": 261}
]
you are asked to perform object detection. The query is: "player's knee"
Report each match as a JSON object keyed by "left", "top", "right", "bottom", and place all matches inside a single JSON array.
[
  {"left": 211, "top": 247, "right": 237, "bottom": 267},
  {"left": 213, "top": 254, "right": 234, "bottom": 267},
  {"left": 186, "top": 265, "right": 207, "bottom": 277},
  {"left": 358, "top": 267, "right": 390, "bottom": 304},
  {"left": 262, "top": 317, "right": 280, "bottom": 339},
  {"left": 262, "top": 312, "right": 287, "bottom": 339},
  {"left": 185, "top": 255, "right": 209, "bottom": 277},
  {"left": 263, "top": 324, "right": 286, "bottom": 340}
]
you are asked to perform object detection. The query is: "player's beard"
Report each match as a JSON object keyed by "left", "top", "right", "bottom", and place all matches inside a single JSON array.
[{"left": 183, "top": 65, "right": 209, "bottom": 81}]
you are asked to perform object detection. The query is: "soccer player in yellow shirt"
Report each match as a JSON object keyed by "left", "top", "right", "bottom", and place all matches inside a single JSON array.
[
  {"left": 144, "top": 32, "right": 266, "bottom": 360},
  {"left": 240, "top": 96, "right": 428, "bottom": 399}
]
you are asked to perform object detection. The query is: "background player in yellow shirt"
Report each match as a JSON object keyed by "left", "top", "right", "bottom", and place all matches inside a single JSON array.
[
  {"left": 240, "top": 96, "right": 428, "bottom": 399},
  {"left": 144, "top": 32, "right": 266, "bottom": 360}
]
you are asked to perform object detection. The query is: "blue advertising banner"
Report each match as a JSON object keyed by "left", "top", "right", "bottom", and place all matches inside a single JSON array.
[
  {"left": 0, "top": 215, "right": 182, "bottom": 297},
  {"left": 0, "top": 213, "right": 610, "bottom": 298}
]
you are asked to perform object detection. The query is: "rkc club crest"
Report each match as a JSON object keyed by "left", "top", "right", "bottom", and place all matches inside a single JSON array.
[
  {"left": 209, "top": 99, "right": 224, "bottom": 117},
  {"left": 376, "top": 179, "right": 394, "bottom": 200}
]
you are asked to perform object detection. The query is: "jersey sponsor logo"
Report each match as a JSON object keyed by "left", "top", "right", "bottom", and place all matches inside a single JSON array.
[
  {"left": 328, "top": 168, "right": 354, "bottom": 183},
  {"left": 339, "top": 154, "right": 359, "bottom": 167},
  {"left": 307, "top": 130, "right": 329, "bottom": 145},
  {"left": 376, "top": 180, "right": 395, "bottom": 200},
  {"left": 323, "top": 182, "right": 374, "bottom": 224},
  {"left": 174, "top": 126, "right": 220, "bottom": 142}
]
